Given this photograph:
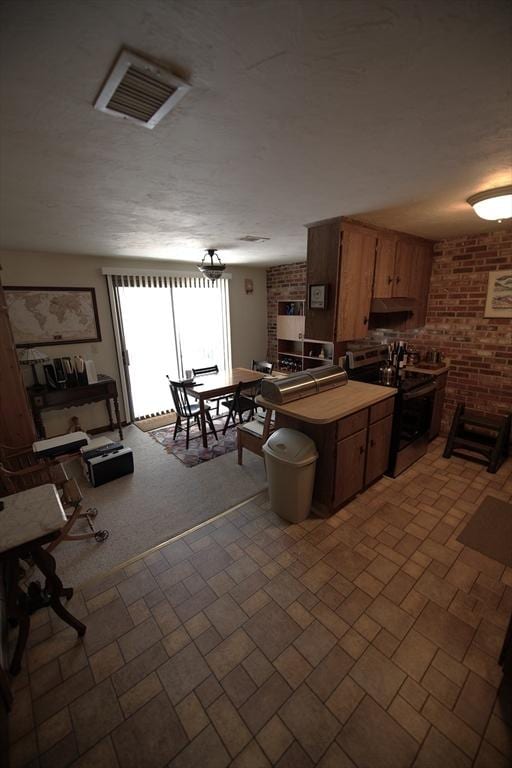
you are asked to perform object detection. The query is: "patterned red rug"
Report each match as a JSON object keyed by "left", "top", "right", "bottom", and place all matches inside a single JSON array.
[{"left": 150, "top": 421, "right": 237, "bottom": 467}]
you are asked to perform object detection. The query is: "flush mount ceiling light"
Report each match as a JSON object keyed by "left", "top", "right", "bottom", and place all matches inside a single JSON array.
[
  {"left": 197, "top": 249, "right": 226, "bottom": 282},
  {"left": 467, "top": 185, "right": 512, "bottom": 221}
]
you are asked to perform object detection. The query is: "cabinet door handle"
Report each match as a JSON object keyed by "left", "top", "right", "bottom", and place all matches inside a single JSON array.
[
  {"left": 396, "top": 276, "right": 401, "bottom": 284},
  {"left": 370, "top": 439, "right": 375, "bottom": 447},
  {"left": 363, "top": 315, "right": 368, "bottom": 325},
  {"left": 359, "top": 446, "right": 365, "bottom": 455},
  {"left": 387, "top": 275, "right": 393, "bottom": 284}
]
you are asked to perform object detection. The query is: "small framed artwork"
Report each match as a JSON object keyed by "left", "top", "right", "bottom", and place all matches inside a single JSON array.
[
  {"left": 484, "top": 270, "right": 512, "bottom": 318},
  {"left": 309, "top": 283, "right": 328, "bottom": 309},
  {"left": 4, "top": 286, "right": 102, "bottom": 346}
]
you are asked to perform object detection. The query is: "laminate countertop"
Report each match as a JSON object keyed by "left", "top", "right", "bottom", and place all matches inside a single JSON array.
[{"left": 256, "top": 380, "right": 397, "bottom": 425}]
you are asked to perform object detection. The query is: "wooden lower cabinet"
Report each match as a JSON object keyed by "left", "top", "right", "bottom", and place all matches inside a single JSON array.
[
  {"left": 274, "top": 397, "right": 395, "bottom": 516},
  {"left": 366, "top": 415, "right": 393, "bottom": 485},
  {"left": 334, "top": 428, "right": 367, "bottom": 507},
  {"left": 334, "top": 410, "right": 394, "bottom": 508}
]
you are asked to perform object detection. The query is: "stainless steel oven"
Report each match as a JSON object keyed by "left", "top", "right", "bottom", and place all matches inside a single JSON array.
[{"left": 388, "top": 379, "right": 436, "bottom": 477}]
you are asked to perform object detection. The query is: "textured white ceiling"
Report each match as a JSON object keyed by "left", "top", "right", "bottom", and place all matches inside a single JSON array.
[{"left": 0, "top": 0, "right": 511, "bottom": 266}]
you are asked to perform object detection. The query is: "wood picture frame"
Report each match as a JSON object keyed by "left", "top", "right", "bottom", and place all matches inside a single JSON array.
[
  {"left": 309, "top": 283, "right": 328, "bottom": 310},
  {"left": 4, "top": 286, "right": 102, "bottom": 347},
  {"left": 484, "top": 270, "right": 512, "bottom": 318}
]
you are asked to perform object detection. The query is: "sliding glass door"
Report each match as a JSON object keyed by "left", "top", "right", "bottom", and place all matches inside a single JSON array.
[{"left": 110, "top": 273, "right": 231, "bottom": 421}]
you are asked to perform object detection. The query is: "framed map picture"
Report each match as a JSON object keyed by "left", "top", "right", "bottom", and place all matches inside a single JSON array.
[
  {"left": 4, "top": 286, "right": 101, "bottom": 347},
  {"left": 484, "top": 270, "right": 512, "bottom": 319}
]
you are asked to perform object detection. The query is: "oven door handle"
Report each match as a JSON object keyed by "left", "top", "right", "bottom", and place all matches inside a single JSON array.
[{"left": 402, "top": 384, "right": 436, "bottom": 400}]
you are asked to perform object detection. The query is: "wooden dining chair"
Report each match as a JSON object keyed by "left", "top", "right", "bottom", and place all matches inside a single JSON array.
[
  {"left": 237, "top": 409, "right": 274, "bottom": 464},
  {"left": 167, "top": 378, "right": 218, "bottom": 448},
  {"left": 192, "top": 365, "right": 219, "bottom": 377},
  {"left": 192, "top": 365, "right": 222, "bottom": 414},
  {"left": 221, "top": 381, "right": 256, "bottom": 434},
  {"left": 0, "top": 443, "right": 109, "bottom": 549},
  {"left": 252, "top": 360, "right": 273, "bottom": 375}
]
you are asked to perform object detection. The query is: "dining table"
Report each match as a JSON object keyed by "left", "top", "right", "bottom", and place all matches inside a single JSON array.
[{"left": 185, "top": 366, "right": 266, "bottom": 448}]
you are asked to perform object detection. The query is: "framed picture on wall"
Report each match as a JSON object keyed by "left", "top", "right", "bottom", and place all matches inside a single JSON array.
[
  {"left": 4, "top": 286, "right": 102, "bottom": 346},
  {"left": 309, "top": 283, "right": 328, "bottom": 309},
  {"left": 484, "top": 270, "right": 512, "bottom": 318}
]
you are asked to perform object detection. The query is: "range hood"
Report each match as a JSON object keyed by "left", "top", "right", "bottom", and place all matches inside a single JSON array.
[{"left": 370, "top": 296, "right": 416, "bottom": 313}]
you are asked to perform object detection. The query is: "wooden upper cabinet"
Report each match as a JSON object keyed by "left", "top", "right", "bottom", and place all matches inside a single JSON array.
[
  {"left": 0, "top": 278, "right": 36, "bottom": 450},
  {"left": 373, "top": 235, "right": 397, "bottom": 298},
  {"left": 305, "top": 217, "right": 433, "bottom": 341},
  {"left": 406, "top": 242, "right": 433, "bottom": 328},
  {"left": 336, "top": 226, "right": 377, "bottom": 342}
]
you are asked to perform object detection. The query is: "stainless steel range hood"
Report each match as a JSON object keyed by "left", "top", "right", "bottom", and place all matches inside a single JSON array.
[{"left": 370, "top": 296, "right": 416, "bottom": 313}]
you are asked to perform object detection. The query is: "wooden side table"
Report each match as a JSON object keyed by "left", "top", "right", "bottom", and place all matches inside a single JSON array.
[
  {"left": 0, "top": 485, "right": 87, "bottom": 675},
  {"left": 28, "top": 375, "right": 123, "bottom": 440}
]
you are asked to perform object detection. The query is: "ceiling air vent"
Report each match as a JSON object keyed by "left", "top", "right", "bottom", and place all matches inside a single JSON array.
[
  {"left": 239, "top": 235, "right": 270, "bottom": 243},
  {"left": 94, "top": 50, "right": 190, "bottom": 129}
]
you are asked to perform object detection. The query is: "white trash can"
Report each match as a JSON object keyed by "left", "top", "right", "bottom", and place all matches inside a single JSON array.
[{"left": 262, "top": 428, "right": 318, "bottom": 523}]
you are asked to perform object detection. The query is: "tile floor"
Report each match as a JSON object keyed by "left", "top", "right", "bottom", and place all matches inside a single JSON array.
[{"left": 7, "top": 438, "right": 512, "bottom": 767}]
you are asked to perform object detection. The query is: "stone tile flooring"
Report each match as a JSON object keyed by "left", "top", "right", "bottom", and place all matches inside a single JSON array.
[{"left": 7, "top": 439, "right": 512, "bottom": 767}]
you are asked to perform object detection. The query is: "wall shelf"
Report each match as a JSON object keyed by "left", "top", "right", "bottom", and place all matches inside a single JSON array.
[{"left": 276, "top": 300, "right": 334, "bottom": 373}]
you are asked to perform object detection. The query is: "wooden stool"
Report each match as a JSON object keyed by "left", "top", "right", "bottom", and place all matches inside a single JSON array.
[{"left": 443, "top": 403, "right": 511, "bottom": 473}]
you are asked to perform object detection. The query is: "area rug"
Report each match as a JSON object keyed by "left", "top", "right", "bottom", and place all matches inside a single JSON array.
[
  {"left": 134, "top": 412, "right": 177, "bottom": 432},
  {"left": 150, "top": 421, "right": 237, "bottom": 466},
  {"left": 457, "top": 495, "right": 512, "bottom": 567}
]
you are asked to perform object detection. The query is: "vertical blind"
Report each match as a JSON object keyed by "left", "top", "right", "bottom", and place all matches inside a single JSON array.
[{"left": 107, "top": 271, "right": 231, "bottom": 420}]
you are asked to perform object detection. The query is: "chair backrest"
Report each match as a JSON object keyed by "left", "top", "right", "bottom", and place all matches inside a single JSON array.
[
  {"left": 232, "top": 380, "right": 258, "bottom": 408},
  {"left": 167, "top": 378, "right": 194, "bottom": 418},
  {"left": 252, "top": 360, "right": 273, "bottom": 375},
  {"left": 192, "top": 365, "right": 219, "bottom": 377},
  {"left": 0, "top": 458, "right": 59, "bottom": 495}
]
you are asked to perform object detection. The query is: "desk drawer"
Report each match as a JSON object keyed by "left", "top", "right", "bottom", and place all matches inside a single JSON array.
[
  {"left": 370, "top": 397, "right": 395, "bottom": 424},
  {"left": 337, "top": 409, "right": 368, "bottom": 440}
]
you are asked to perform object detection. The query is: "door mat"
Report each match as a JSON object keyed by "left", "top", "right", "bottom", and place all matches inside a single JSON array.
[
  {"left": 457, "top": 495, "right": 512, "bottom": 567},
  {"left": 150, "top": 421, "right": 237, "bottom": 467},
  {"left": 134, "top": 412, "right": 177, "bottom": 433}
]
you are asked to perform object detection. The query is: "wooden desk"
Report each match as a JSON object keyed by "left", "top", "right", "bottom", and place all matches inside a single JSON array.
[
  {"left": 29, "top": 375, "right": 123, "bottom": 440},
  {"left": 186, "top": 367, "right": 265, "bottom": 448}
]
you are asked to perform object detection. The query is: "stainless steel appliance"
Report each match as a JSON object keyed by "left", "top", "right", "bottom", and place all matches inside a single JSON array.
[
  {"left": 344, "top": 344, "right": 436, "bottom": 477},
  {"left": 260, "top": 365, "right": 347, "bottom": 404}
]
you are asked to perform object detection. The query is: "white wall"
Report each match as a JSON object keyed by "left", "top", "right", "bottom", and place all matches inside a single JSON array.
[{"left": 0, "top": 250, "right": 268, "bottom": 436}]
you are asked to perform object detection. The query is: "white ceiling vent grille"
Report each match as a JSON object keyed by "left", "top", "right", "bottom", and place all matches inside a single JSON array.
[{"left": 94, "top": 50, "right": 190, "bottom": 129}]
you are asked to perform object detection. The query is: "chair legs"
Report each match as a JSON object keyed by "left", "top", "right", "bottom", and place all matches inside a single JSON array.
[
  {"left": 173, "top": 411, "right": 217, "bottom": 449},
  {"left": 206, "top": 411, "right": 218, "bottom": 440}
]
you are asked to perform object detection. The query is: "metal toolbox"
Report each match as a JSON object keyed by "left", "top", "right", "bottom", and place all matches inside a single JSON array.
[{"left": 260, "top": 365, "right": 347, "bottom": 404}]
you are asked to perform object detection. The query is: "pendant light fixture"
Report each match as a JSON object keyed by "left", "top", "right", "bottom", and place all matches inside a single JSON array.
[
  {"left": 197, "top": 249, "right": 226, "bottom": 281},
  {"left": 467, "top": 185, "right": 512, "bottom": 221}
]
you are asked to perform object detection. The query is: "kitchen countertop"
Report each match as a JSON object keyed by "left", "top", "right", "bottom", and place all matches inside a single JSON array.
[
  {"left": 256, "top": 380, "right": 397, "bottom": 424},
  {"left": 407, "top": 364, "right": 450, "bottom": 376}
]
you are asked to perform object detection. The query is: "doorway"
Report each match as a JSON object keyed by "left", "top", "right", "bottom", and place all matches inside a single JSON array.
[{"left": 110, "top": 273, "right": 231, "bottom": 421}]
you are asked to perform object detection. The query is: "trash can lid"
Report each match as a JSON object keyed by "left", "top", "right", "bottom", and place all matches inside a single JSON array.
[{"left": 263, "top": 428, "right": 318, "bottom": 466}]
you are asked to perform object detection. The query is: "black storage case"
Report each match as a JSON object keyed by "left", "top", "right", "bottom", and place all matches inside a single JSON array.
[{"left": 82, "top": 444, "right": 134, "bottom": 487}]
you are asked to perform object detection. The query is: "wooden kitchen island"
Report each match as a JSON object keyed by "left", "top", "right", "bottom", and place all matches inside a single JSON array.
[{"left": 257, "top": 381, "right": 397, "bottom": 517}]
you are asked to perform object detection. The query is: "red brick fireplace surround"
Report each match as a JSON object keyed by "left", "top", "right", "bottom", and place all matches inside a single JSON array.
[{"left": 266, "top": 229, "right": 512, "bottom": 434}]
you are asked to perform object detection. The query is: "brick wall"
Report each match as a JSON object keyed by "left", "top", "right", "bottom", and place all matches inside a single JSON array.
[
  {"left": 267, "top": 230, "right": 512, "bottom": 435},
  {"left": 371, "top": 229, "right": 512, "bottom": 433},
  {"left": 266, "top": 263, "right": 307, "bottom": 363},
  {"left": 412, "top": 229, "right": 512, "bottom": 433}
]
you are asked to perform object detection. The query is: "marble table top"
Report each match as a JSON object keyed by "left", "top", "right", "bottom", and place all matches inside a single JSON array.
[{"left": 0, "top": 484, "right": 67, "bottom": 554}]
